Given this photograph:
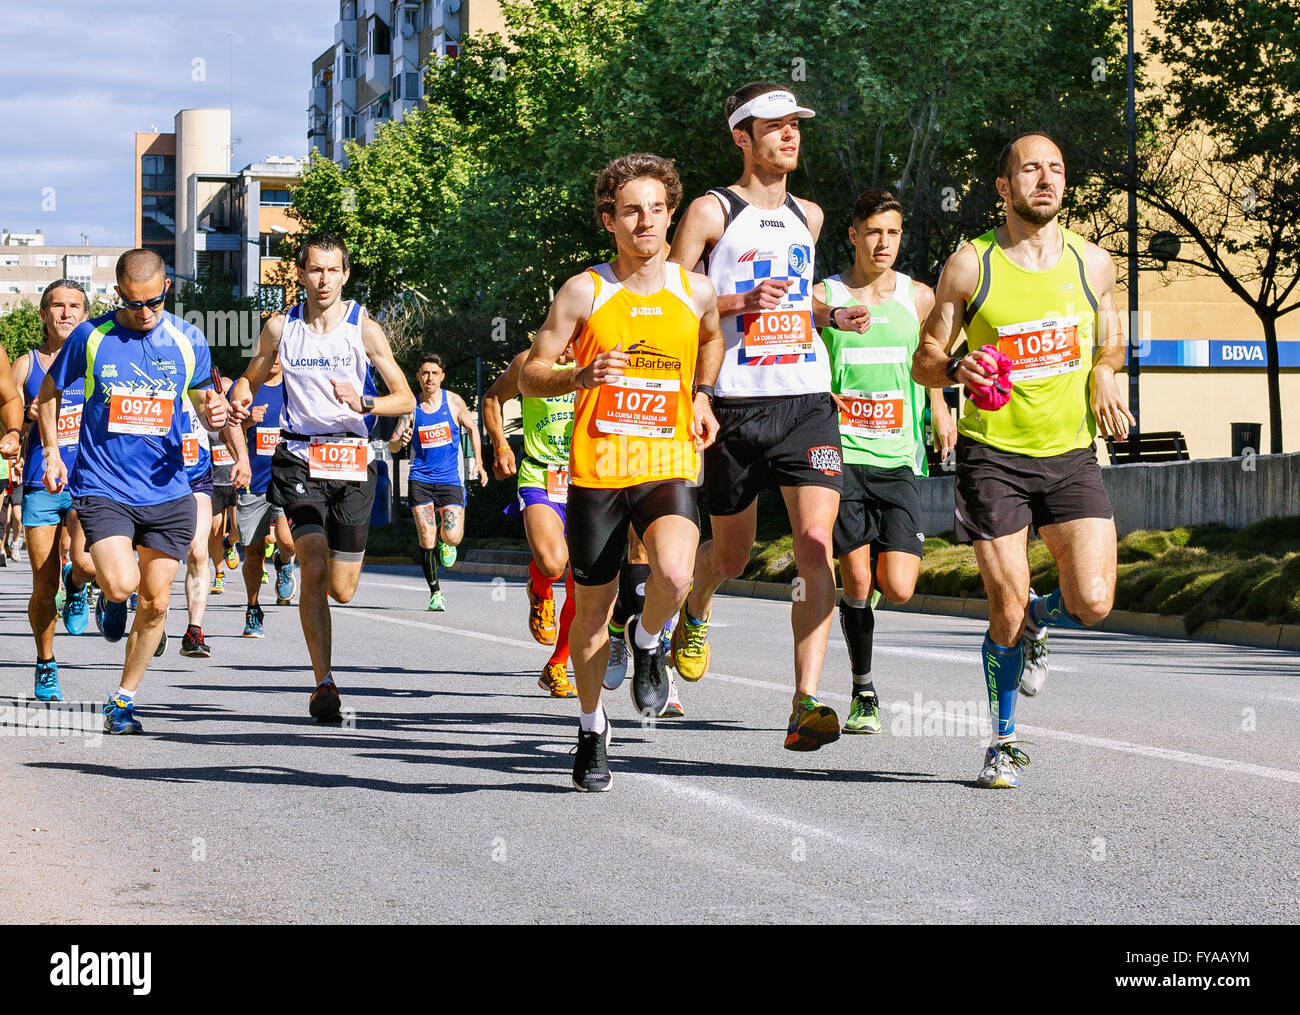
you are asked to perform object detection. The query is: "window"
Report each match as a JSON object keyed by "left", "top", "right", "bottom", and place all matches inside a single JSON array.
[
  {"left": 5, "top": 285, "right": 19, "bottom": 294},
  {"left": 35, "top": 254, "right": 57, "bottom": 267},
  {"left": 406, "top": 72, "right": 419, "bottom": 98},
  {"left": 340, "top": 0, "right": 356, "bottom": 19},
  {"left": 141, "top": 194, "right": 176, "bottom": 241},
  {"left": 0, "top": 256, "right": 19, "bottom": 267},
  {"left": 343, "top": 115, "right": 357, "bottom": 139},
  {"left": 141, "top": 154, "right": 174, "bottom": 192},
  {"left": 260, "top": 232, "right": 286, "bottom": 258},
  {"left": 260, "top": 189, "right": 291, "bottom": 207},
  {"left": 392, "top": 74, "right": 402, "bottom": 99}
]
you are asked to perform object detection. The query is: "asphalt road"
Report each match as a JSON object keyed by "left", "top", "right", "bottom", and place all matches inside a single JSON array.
[{"left": 2, "top": 558, "right": 1297, "bottom": 924}]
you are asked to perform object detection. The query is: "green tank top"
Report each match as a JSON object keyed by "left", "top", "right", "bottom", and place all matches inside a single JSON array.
[
  {"left": 957, "top": 226, "right": 1098, "bottom": 457},
  {"left": 819, "top": 272, "right": 928, "bottom": 474},
  {"left": 517, "top": 378, "right": 575, "bottom": 491}
]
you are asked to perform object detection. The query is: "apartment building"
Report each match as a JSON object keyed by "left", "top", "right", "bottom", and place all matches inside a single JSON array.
[
  {"left": 308, "top": 0, "right": 504, "bottom": 165},
  {"left": 0, "top": 230, "right": 129, "bottom": 312}
]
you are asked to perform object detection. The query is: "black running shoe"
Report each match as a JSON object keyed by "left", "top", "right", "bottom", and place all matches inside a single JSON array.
[
  {"left": 153, "top": 629, "right": 168, "bottom": 657},
  {"left": 571, "top": 709, "right": 612, "bottom": 792},
  {"left": 627, "top": 615, "right": 670, "bottom": 717},
  {"left": 180, "top": 624, "right": 211, "bottom": 658},
  {"left": 309, "top": 677, "right": 342, "bottom": 722}
]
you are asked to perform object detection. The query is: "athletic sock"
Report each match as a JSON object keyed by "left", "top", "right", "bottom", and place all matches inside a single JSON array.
[
  {"left": 612, "top": 562, "right": 650, "bottom": 627},
  {"left": 631, "top": 614, "right": 660, "bottom": 652},
  {"left": 114, "top": 686, "right": 134, "bottom": 702},
  {"left": 421, "top": 547, "right": 440, "bottom": 594},
  {"left": 528, "top": 560, "right": 556, "bottom": 600},
  {"left": 1028, "top": 588, "right": 1084, "bottom": 631},
  {"left": 838, "top": 595, "right": 875, "bottom": 686},
  {"left": 853, "top": 679, "right": 877, "bottom": 698},
  {"left": 579, "top": 706, "right": 606, "bottom": 734},
  {"left": 548, "top": 573, "right": 576, "bottom": 666},
  {"left": 981, "top": 634, "right": 1024, "bottom": 739}
]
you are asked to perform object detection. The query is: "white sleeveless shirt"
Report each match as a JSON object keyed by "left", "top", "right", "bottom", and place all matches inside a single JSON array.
[
  {"left": 277, "top": 299, "right": 371, "bottom": 462},
  {"left": 705, "top": 187, "right": 831, "bottom": 397}
]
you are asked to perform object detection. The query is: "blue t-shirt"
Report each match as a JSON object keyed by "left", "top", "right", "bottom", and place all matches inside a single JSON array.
[
  {"left": 245, "top": 377, "right": 285, "bottom": 495},
  {"left": 49, "top": 310, "right": 214, "bottom": 506},
  {"left": 409, "top": 391, "right": 463, "bottom": 485}
]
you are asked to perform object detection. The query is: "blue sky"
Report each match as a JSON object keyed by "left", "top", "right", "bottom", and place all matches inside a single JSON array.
[{"left": 0, "top": 1, "right": 337, "bottom": 246}]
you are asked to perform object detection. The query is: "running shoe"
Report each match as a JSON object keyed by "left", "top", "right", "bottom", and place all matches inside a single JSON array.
[
  {"left": 260, "top": 567, "right": 269, "bottom": 585},
  {"left": 0, "top": 549, "right": 8, "bottom": 567},
  {"left": 571, "top": 708, "right": 612, "bottom": 792},
  {"left": 870, "top": 588, "right": 883, "bottom": 609},
  {"left": 658, "top": 671, "right": 685, "bottom": 719},
  {"left": 154, "top": 629, "right": 168, "bottom": 657},
  {"left": 976, "top": 740, "right": 1032, "bottom": 789},
  {"left": 275, "top": 557, "right": 296, "bottom": 604},
  {"left": 843, "top": 691, "right": 882, "bottom": 734},
  {"left": 538, "top": 660, "right": 577, "bottom": 698},
  {"left": 180, "top": 624, "right": 211, "bottom": 658},
  {"left": 243, "top": 604, "right": 265, "bottom": 638},
  {"left": 62, "top": 563, "right": 89, "bottom": 636},
  {"left": 34, "top": 660, "right": 63, "bottom": 702},
  {"left": 128, "top": 592, "right": 137, "bottom": 610},
  {"left": 102, "top": 695, "right": 142, "bottom": 735},
  {"left": 527, "top": 585, "right": 558, "bottom": 645},
  {"left": 669, "top": 604, "right": 710, "bottom": 682},
  {"left": 223, "top": 540, "right": 240, "bottom": 569},
  {"left": 438, "top": 540, "right": 457, "bottom": 568},
  {"left": 309, "top": 677, "right": 342, "bottom": 722},
  {"left": 96, "top": 593, "right": 127, "bottom": 643},
  {"left": 602, "top": 629, "right": 629, "bottom": 690},
  {"left": 428, "top": 590, "right": 446, "bottom": 612},
  {"left": 784, "top": 694, "right": 841, "bottom": 752},
  {"left": 1019, "top": 624, "right": 1050, "bottom": 697},
  {"left": 54, "top": 580, "right": 66, "bottom": 617},
  {"left": 627, "top": 615, "right": 669, "bottom": 717},
  {"left": 211, "top": 570, "right": 225, "bottom": 594}
]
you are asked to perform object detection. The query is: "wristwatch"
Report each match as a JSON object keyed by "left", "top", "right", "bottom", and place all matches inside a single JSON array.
[
  {"left": 945, "top": 356, "right": 962, "bottom": 382},
  {"left": 693, "top": 384, "right": 716, "bottom": 405},
  {"left": 828, "top": 307, "right": 843, "bottom": 330},
  {"left": 361, "top": 394, "right": 375, "bottom": 413}
]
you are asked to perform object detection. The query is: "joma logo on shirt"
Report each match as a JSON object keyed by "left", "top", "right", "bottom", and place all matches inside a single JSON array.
[
  {"left": 630, "top": 307, "right": 663, "bottom": 317},
  {"left": 759, "top": 219, "right": 785, "bottom": 228}
]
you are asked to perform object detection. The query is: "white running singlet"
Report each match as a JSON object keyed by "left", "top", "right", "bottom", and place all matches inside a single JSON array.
[
  {"left": 705, "top": 187, "right": 831, "bottom": 398},
  {"left": 278, "top": 299, "right": 372, "bottom": 463}
]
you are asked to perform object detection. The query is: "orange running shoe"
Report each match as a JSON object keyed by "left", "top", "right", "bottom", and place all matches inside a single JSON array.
[
  {"left": 527, "top": 585, "right": 558, "bottom": 645},
  {"left": 538, "top": 660, "right": 577, "bottom": 698}
]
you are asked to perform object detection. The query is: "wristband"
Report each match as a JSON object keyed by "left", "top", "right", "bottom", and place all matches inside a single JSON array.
[
  {"left": 828, "top": 307, "right": 842, "bottom": 331},
  {"left": 693, "top": 384, "right": 716, "bottom": 403},
  {"left": 3, "top": 427, "right": 19, "bottom": 437},
  {"left": 494, "top": 446, "right": 511, "bottom": 457},
  {"left": 945, "top": 356, "right": 962, "bottom": 382}
]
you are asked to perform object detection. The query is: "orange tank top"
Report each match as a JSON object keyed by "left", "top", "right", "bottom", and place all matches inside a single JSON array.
[{"left": 570, "top": 262, "right": 702, "bottom": 489}]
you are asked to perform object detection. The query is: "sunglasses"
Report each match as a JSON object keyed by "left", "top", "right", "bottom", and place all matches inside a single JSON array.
[{"left": 119, "top": 291, "right": 167, "bottom": 311}]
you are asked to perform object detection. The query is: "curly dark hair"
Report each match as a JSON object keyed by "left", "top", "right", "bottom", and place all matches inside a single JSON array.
[{"left": 594, "top": 153, "right": 683, "bottom": 225}]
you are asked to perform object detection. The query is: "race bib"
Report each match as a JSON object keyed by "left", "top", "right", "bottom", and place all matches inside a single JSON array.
[
  {"left": 254, "top": 427, "right": 279, "bottom": 456},
  {"left": 594, "top": 376, "right": 680, "bottom": 439},
  {"left": 307, "top": 437, "right": 368, "bottom": 482},
  {"left": 418, "top": 422, "right": 454, "bottom": 448},
  {"left": 182, "top": 434, "right": 200, "bottom": 467},
  {"left": 996, "top": 315, "right": 1082, "bottom": 380},
  {"left": 838, "top": 389, "right": 905, "bottom": 438},
  {"left": 742, "top": 308, "right": 815, "bottom": 358},
  {"left": 545, "top": 464, "right": 570, "bottom": 503},
  {"left": 56, "top": 404, "right": 82, "bottom": 447},
  {"left": 107, "top": 386, "right": 173, "bottom": 436},
  {"left": 211, "top": 444, "right": 234, "bottom": 467}
]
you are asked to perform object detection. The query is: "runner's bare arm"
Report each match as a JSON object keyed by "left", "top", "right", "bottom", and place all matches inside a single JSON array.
[
  {"left": 355, "top": 316, "right": 416, "bottom": 417},
  {"left": 33, "top": 373, "right": 64, "bottom": 489},
  {"left": 799, "top": 197, "right": 825, "bottom": 245},
  {"left": 0, "top": 350, "right": 24, "bottom": 459},
  {"left": 520, "top": 273, "right": 599, "bottom": 397},
  {"left": 912, "top": 281, "right": 957, "bottom": 452},
  {"left": 912, "top": 244, "right": 996, "bottom": 389},
  {"left": 669, "top": 194, "right": 777, "bottom": 319},
  {"left": 1086, "top": 243, "right": 1134, "bottom": 439},
  {"left": 483, "top": 352, "right": 524, "bottom": 478},
  {"left": 229, "top": 314, "right": 285, "bottom": 414},
  {"left": 451, "top": 391, "right": 488, "bottom": 485},
  {"left": 11, "top": 354, "right": 34, "bottom": 421}
]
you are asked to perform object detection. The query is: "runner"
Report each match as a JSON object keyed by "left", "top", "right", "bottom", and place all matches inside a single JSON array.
[
  {"left": 813, "top": 189, "right": 957, "bottom": 733},
  {"left": 237, "top": 353, "right": 298, "bottom": 637},
  {"left": 912, "top": 132, "right": 1130, "bottom": 787},
  {"left": 482, "top": 349, "right": 579, "bottom": 697},
  {"left": 12, "top": 279, "right": 96, "bottom": 700},
  {"left": 228, "top": 232, "right": 415, "bottom": 723},
  {"left": 207, "top": 394, "right": 241, "bottom": 598},
  {"left": 36, "top": 248, "right": 232, "bottom": 734},
  {"left": 520, "top": 152, "right": 722, "bottom": 791},
  {"left": 387, "top": 354, "right": 486, "bottom": 611},
  {"left": 668, "top": 81, "right": 846, "bottom": 752}
]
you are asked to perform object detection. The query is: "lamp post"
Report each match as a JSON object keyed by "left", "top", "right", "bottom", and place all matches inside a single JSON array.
[{"left": 1126, "top": 0, "right": 1140, "bottom": 431}]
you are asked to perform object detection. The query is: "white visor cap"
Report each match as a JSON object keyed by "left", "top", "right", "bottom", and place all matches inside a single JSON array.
[{"left": 727, "top": 90, "right": 816, "bottom": 130}]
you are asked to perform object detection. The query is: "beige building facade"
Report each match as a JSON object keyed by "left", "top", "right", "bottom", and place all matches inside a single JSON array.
[{"left": 0, "top": 231, "right": 128, "bottom": 311}]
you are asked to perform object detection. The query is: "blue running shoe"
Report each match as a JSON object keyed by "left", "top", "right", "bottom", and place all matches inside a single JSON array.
[
  {"left": 103, "top": 695, "right": 142, "bottom": 735},
  {"left": 129, "top": 592, "right": 137, "bottom": 611},
  {"left": 275, "top": 557, "right": 296, "bottom": 604},
  {"left": 96, "top": 593, "right": 128, "bottom": 643},
  {"left": 62, "top": 563, "right": 89, "bottom": 636},
  {"left": 34, "top": 660, "right": 63, "bottom": 702},
  {"left": 243, "top": 604, "right": 265, "bottom": 638}
]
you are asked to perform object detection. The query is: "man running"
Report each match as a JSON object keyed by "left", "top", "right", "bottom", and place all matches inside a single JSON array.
[
  {"left": 13, "top": 279, "right": 96, "bottom": 700},
  {"left": 229, "top": 232, "right": 415, "bottom": 723},
  {"left": 237, "top": 353, "right": 297, "bottom": 637},
  {"left": 37, "top": 248, "right": 232, "bottom": 734},
  {"left": 814, "top": 189, "right": 956, "bottom": 734},
  {"left": 912, "top": 132, "right": 1131, "bottom": 788},
  {"left": 482, "top": 349, "right": 579, "bottom": 697},
  {"left": 668, "top": 81, "right": 845, "bottom": 752},
  {"left": 388, "top": 354, "right": 486, "bottom": 612},
  {"left": 520, "top": 152, "right": 722, "bottom": 792}
]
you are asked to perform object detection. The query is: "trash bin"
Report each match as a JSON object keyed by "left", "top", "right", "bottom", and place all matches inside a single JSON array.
[{"left": 1231, "top": 422, "right": 1262, "bottom": 457}]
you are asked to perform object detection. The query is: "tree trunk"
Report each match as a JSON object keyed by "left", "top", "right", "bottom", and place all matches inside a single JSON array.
[{"left": 1261, "top": 312, "right": 1283, "bottom": 454}]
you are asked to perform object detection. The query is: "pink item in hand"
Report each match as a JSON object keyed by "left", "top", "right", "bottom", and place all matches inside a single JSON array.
[{"left": 965, "top": 344, "right": 1013, "bottom": 411}]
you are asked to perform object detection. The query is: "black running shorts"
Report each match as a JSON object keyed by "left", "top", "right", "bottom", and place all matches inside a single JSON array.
[
  {"left": 211, "top": 484, "right": 238, "bottom": 515},
  {"left": 74, "top": 494, "right": 197, "bottom": 561},
  {"left": 408, "top": 481, "right": 465, "bottom": 510},
  {"left": 567, "top": 480, "right": 698, "bottom": 587},
  {"left": 267, "top": 445, "right": 377, "bottom": 562},
  {"left": 702, "top": 392, "right": 843, "bottom": 516},
  {"left": 833, "top": 463, "right": 925, "bottom": 558},
  {"left": 953, "top": 435, "right": 1113, "bottom": 543}
]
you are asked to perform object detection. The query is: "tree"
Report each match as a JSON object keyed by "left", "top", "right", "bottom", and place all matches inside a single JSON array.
[
  {"left": 1132, "top": 0, "right": 1300, "bottom": 453},
  {"left": 0, "top": 302, "right": 43, "bottom": 360}
]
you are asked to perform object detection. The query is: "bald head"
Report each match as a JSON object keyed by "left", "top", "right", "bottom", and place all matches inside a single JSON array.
[
  {"left": 116, "top": 248, "right": 166, "bottom": 286},
  {"left": 998, "top": 132, "right": 1063, "bottom": 180}
]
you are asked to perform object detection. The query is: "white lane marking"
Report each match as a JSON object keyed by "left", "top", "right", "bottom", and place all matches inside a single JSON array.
[{"left": 350, "top": 587, "right": 1300, "bottom": 786}]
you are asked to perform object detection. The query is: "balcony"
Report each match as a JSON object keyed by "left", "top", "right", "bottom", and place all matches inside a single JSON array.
[{"left": 361, "top": 51, "right": 390, "bottom": 88}]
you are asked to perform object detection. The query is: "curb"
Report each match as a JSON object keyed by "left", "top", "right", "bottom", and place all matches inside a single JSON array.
[{"left": 442, "top": 551, "right": 1300, "bottom": 654}]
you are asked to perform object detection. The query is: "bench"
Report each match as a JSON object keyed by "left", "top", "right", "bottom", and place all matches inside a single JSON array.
[{"left": 1105, "top": 430, "right": 1189, "bottom": 464}]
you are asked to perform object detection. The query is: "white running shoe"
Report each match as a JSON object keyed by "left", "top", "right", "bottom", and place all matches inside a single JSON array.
[
  {"left": 1019, "top": 622, "right": 1050, "bottom": 696},
  {"left": 603, "top": 631, "right": 630, "bottom": 690}
]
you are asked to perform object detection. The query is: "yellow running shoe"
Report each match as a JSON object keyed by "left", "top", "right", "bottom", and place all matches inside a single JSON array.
[
  {"left": 210, "top": 570, "right": 225, "bottom": 595},
  {"left": 527, "top": 586, "right": 558, "bottom": 645},
  {"left": 669, "top": 604, "right": 710, "bottom": 681},
  {"left": 538, "top": 661, "right": 577, "bottom": 698},
  {"left": 784, "top": 694, "right": 841, "bottom": 752}
]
